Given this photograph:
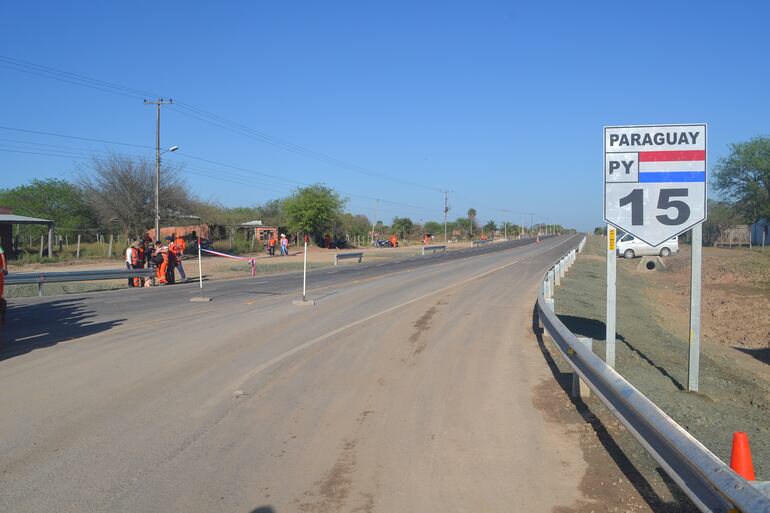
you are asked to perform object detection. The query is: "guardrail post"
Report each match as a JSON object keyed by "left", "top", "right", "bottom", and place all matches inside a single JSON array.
[
  {"left": 571, "top": 337, "right": 593, "bottom": 400},
  {"left": 554, "top": 264, "right": 561, "bottom": 286},
  {"left": 334, "top": 255, "right": 338, "bottom": 266},
  {"left": 545, "top": 297, "right": 554, "bottom": 312},
  {"left": 38, "top": 282, "right": 43, "bottom": 297},
  {"left": 548, "top": 269, "right": 556, "bottom": 297},
  {"left": 358, "top": 254, "right": 362, "bottom": 263}
]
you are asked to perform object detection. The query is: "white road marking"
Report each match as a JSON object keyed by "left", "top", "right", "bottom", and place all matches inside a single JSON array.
[
  {"left": 105, "top": 298, "right": 138, "bottom": 304},
  {"left": 15, "top": 333, "right": 49, "bottom": 342}
]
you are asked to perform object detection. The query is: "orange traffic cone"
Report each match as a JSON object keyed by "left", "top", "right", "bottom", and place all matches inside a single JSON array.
[{"left": 730, "top": 431, "right": 756, "bottom": 480}]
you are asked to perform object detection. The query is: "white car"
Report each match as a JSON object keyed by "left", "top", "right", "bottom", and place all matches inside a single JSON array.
[{"left": 616, "top": 234, "right": 678, "bottom": 259}]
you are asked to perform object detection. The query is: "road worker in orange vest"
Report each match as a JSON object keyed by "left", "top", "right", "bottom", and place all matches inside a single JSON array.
[
  {"left": 156, "top": 245, "right": 170, "bottom": 285},
  {"left": 168, "top": 235, "right": 186, "bottom": 281},
  {"left": 389, "top": 234, "right": 398, "bottom": 248},
  {"left": 174, "top": 234, "right": 186, "bottom": 257},
  {"left": 128, "top": 241, "right": 144, "bottom": 287}
]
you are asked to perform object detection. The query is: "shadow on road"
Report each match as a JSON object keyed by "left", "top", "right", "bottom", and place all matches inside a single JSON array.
[
  {"left": 247, "top": 507, "right": 275, "bottom": 513},
  {"left": 532, "top": 305, "right": 696, "bottom": 512},
  {"left": 0, "top": 298, "right": 124, "bottom": 361}
]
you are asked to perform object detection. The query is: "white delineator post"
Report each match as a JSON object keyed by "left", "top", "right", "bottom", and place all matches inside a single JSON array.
[
  {"left": 302, "top": 239, "right": 308, "bottom": 302},
  {"left": 606, "top": 225, "right": 617, "bottom": 368},
  {"left": 198, "top": 237, "right": 204, "bottom": 295}
]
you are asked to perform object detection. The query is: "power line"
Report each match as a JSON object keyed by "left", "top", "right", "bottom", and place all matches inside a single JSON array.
[
  {"left": 0, "top": 55, "right": 441, "bottom": 193},
  {"left": 0, "top": 125, "right": 153, "bottom": 150},
  {"left": 0, "top": 57, "right": 517, "bottom": 219},
  {"left": 0, "top": 136, "right": 439, "bottom": 216}
]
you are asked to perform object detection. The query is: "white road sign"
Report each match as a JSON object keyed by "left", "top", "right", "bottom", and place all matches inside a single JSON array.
[{"left": 604, "top": 124, "right": 707, "bottom": 246}]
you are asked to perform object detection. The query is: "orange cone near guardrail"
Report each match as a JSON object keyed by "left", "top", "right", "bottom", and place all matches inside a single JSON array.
[{"left": 730, "top": 431, "right": 756, "bottom": 480}]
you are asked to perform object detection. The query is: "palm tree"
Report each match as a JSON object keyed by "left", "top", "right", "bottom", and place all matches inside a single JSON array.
[{"left": 467, "top": 208, "right": 476, "bottom": 239}]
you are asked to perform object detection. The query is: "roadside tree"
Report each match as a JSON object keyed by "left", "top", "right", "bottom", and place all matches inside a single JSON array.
[
  {"left": 391, "top": 217, "right": 414, "bottom": 239},
  {"left": 713, "top": 137, "right": 770, "bottom": 222},
  {"left": 79, "top": 154, "right": 193, "bottom": 239},
  {"left": 423, "top": 221, "right": 442, "bottom": 235},
  {"left": 283, "top": 185, "right": 346, "bottom": 243},
  {"left": 0, "top": 178, "right": 96, "bottom": 235}
]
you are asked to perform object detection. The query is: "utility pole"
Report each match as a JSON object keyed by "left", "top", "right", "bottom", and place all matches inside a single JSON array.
[
  {"left": 371, "top": 198, "right": 379, "bottom": 244},
  {"left": 144, "top": 98, "right": 173, "bottom": 241},
  {"left": 443, "top": 191, "right": 450, "bottom": 243}
]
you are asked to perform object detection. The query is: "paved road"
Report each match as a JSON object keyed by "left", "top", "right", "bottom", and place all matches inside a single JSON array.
[{"left": 0, "top": 235, "right": 593, "bottom": 512}]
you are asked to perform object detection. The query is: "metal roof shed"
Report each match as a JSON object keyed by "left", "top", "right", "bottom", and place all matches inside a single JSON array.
[{"left": 0, "top": 214, "right": 55, "bottom": 257}]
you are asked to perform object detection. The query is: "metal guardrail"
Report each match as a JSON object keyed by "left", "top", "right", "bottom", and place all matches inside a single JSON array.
[
  {"left": 538, "top": 237, "right": 770, "bottom": 513},
  {"left": 421, "top": 245, "right": 447, "bottom": 256},
  {"left": 471, "top": 239, "right": 492, "bottom": 247},
  {"left": 334, "top": 252, "right": 363, "bottom": 265},
  {"left": 6, "top": 269, "right": 157, "bottom": 296}
]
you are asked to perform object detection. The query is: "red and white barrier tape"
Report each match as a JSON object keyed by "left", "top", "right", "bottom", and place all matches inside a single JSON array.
[{"left": 201, "top": 248, "right": 256, "bottom": 277}]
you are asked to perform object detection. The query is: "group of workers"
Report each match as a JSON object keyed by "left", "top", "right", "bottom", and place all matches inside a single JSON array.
[
  {"left": 266, "top": 233, "right": 290, "bottom": 256},
  {"left": 125, "top": 233, "right": 187, "bottom": 287}
]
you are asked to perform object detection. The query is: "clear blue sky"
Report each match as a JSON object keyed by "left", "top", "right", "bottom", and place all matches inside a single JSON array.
[{"left": 2, "top": 1, "right": 769, "bottom": 231}]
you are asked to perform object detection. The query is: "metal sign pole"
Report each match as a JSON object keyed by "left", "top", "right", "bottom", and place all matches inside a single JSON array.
[
  {"left": 688, "top": 224, "right": 702, "bottom": 391},
  {"left": 606, "top": 224, "right": 617, "bottom": 368}
]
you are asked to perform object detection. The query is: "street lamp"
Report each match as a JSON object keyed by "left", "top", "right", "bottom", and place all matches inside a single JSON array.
[{"left": 154, "top": 145, "right": 179, "bottom": 241}]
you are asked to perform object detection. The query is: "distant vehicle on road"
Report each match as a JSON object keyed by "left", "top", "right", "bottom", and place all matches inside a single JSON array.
[{"left": 617, "top": 234, "right": 678, "bottom": 259}]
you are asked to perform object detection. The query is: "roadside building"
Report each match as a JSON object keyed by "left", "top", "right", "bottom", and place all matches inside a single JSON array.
[
  {"left": 239, "top": 221, "right": 279, "bottom": 245},
  {"left": 0, "top": 207, "right": 55, "bottom": 258},
  {"left": 147, "top": 224, "right": 210, "bottom": 242}
]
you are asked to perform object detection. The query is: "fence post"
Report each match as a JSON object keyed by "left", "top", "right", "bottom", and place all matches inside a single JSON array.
[
  {"left": 108, "top": 234, "right": 113, "bottom": 258},
  {"left": 39, "top": 235, "right": 44, "bottom": 258},
  {"left": 76, "top": 234, "right": 81, "bottom": 258}
]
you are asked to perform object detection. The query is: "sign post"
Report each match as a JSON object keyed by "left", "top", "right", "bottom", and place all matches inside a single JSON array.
[
  {"left": 293, "top": 234, "right": 315, "bottom": 306},
  {"left": 604, "top": 124, "right": 707, "bottom": 389},
  {"left": 606, "top": 225, "right": 617, "bottom": 368},
  {"left": 688, "top": 224, "right": 702, "bottom": 391},
  {"left": 190, "top": 236, "right": 211, "bottom": 302}
]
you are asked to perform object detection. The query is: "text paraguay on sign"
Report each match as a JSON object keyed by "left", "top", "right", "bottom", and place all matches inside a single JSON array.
[{"left": 604, "top": 124, "right": 707, "bottom": 246}]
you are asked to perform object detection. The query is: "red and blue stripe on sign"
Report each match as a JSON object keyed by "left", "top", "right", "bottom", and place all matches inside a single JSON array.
[{"left": 638, "top": 150, "right": 705, "bottom": 183}]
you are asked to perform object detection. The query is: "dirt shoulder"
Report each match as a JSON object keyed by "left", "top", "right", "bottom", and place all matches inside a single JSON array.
[{"left": 553, "top": 235, "right": 770, "bottom": 489}]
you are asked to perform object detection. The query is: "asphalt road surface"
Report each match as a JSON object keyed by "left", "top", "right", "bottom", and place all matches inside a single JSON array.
[{"left": 1, "top": 235, "right": 595, "bottom": 513}]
